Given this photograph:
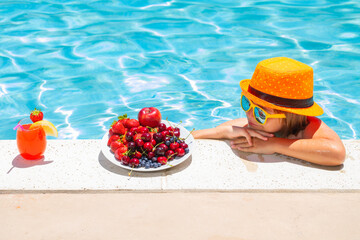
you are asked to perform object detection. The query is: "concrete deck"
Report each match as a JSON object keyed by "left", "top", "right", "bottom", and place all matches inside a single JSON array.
[
  {"left": 0, "top": 139, "right": 359, "bottom": 191},
  {"left": 1, "top": 139, "right": 359, "bottom": 239}
]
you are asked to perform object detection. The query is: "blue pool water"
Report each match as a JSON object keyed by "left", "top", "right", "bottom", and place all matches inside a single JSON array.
[{"left": 1, "top": 0, "right": 359, "bottom": 140}]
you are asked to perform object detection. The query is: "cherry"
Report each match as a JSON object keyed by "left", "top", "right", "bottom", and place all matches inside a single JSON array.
[
  {"left": 130, "top": 127, "right": 138, "bottom": 133},
  {"left": 179, "top": 142, "right": 188, "bottom": 149},
  {"left": 163, "top": 136, "right": 171, "bottom": 142},
  {"left": 148, "top": 151, "right": 155, "bottom": 159},
  {"left": 129, "top": 158, "right": 140, "bottom": 167},
  {"left": 143, "top": 142, "right": 153, "bottom": 152},
  {"left": 141, "top": 133, "right": 151, "bottom": 142},
  {"left": 155, "top": 146, "right": 166, "bottom": 156},
  {"left": 174, "top": 127, "right": 180, "bottom": 132},
  {"left": 159, "top": 123, "right": 167, "bottom": 132},
  {"left": 170, "top": 142, "right": 180, "bottom": 150},
  {"left": 134, "top": 151, "right": 142, "bottom": 159},
  {"left": 127, "top": 141, "right": 136, "bottom": 150},
  {"left": 153, "top": 132, "right": 163, "bottom": 143},
  {"left": 157, "top": 156, "right": 167, "bottom": 165},
  {"left": 173, "top": 130, "right": 180, "bottom": 138},
  {"left": 121, "top": 156, "right": 130, "bottom": 165},
  {"left": 175, "top": 148, "right": 185, "bottom": 157},
  {"left": 125, "top": 131, "right": 134, "bottom": 142},
  {"left": 159, "top": 143, "right": 168, "bottom": 151},
  {"left": 161, "top": 130, "right": 169, "bottom": 139},
  {"left": 138, "top": 126, "right": 149, "bottom": 134},
  {"left": 167, "top": 126, "right": 174, "bottom": 133},
  {"left": 135, "top": 139, "right": 144, "bottom": 147},
  {"left": 165, "top": 150, "right": 175, "bottom": 159},
  {"left": 151, "top": 139, "right": 156, "bottom": 146}
]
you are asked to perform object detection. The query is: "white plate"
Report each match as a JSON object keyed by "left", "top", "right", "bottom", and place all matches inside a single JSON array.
[{"left": 101, "top": 120, "right": 195, "bottom": 172}]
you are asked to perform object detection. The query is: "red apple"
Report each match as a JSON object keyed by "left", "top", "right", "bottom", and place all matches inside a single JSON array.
[{"left": 138, "top": 107, "right": 162, "bottom": 128}]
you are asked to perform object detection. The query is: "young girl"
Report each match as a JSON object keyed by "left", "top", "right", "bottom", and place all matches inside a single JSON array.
[{"left": 192, "top": 57, "right": 346, "bottom": 166}]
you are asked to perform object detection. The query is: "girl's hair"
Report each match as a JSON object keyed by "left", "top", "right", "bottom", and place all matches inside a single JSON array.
[{"left": 275, "top": 110, "right": 308, "bottom": 138}]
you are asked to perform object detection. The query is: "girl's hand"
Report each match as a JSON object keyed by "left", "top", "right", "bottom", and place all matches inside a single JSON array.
[
  {"left": 230, "top": 137, "right": 276, "bottom": 155},
  {"left": 224, "top": 126, "right": 273, "bottom": 146}
]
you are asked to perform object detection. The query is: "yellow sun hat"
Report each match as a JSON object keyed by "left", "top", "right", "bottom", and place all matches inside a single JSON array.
[{"left": 239, "top": 57, "right": 323, "bottom": 116}]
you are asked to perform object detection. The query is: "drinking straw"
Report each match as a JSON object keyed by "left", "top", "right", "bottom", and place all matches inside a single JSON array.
[{"left": 13, "top": 120, "right": 25, "bottom": 130}]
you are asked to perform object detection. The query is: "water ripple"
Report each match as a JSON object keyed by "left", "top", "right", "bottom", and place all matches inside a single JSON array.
[{"left": 0, "top": 0, "right": 359, "bottom": 139}]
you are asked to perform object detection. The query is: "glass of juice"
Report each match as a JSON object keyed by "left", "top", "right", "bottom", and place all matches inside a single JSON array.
[{"left": 16, "top": 118, "right": 47, "bottom": 160}]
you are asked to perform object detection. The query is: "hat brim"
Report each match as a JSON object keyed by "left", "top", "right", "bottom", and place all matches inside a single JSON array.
[{"left": 240, "top": 79, "right": 324, "bottom": 116}]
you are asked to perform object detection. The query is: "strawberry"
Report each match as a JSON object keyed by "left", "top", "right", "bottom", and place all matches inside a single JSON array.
[
  {"left": 111, "top": 121, "right": 125, "bottom": 135},
  {"left": 149, "top": 127, "right": 159, "bottom": 133},
  {"left": 125, "top": 119, "right": 139, "bottom": 129},
  {"left": 30, "top": 108, "right": 43, "bottom": 123},
  {"left": 107, "top": 135, "right": 121, "bottom": 146},
  {"left": 109, "top": 128, "right": 114, "bottom": 136},
  {"left": 117, "top": 145, "right": 128, "bottom": 154},
  {"left": 132, "top": 133, "right": 142, "bottom": 141},
  {"left": 118, "top": 114, "right": 129, "bottom": 126},
  {"left": 110, "top": 140, "right": 124, "bottom": 153},
  {"left": 115, "top": 150, "right": 124, "bottom": 161},
  {"left": 120, "top": 135, "right": 128, "bottom": 145}
]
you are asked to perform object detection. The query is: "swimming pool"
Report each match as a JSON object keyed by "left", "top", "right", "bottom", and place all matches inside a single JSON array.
[{"left": 1, "top": 0, "right": 359, "bottom": 140}]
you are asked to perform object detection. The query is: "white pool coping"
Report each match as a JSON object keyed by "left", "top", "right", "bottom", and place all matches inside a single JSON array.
[{"left": 1, "top": 139, "right": 359, "bottom": 192}]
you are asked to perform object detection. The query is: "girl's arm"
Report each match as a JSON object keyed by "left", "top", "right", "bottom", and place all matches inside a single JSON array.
[
  {"left": 192, "top": 118, "right": 248, "bottom": 139},
  {"left": 192, "top": 118, "right": 273, "bottom": 144},
  {"left": 273, "top": 117, "right": 345, "bottom": 166},
  {"left": 271, "top": 136, "right": 345, "bottom": 166},
  {"left": 232, "top": 117, "right": 346, "bottom": 166}
]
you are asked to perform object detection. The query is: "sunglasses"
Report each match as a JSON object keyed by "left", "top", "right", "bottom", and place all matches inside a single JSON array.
[{"left": 241, "top": 94, "right": 286, "bottom": 125}]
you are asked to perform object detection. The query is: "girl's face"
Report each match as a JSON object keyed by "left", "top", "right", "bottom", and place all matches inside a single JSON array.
[{"left": 246, "top": 105, "right": 284, "bottom": 133}]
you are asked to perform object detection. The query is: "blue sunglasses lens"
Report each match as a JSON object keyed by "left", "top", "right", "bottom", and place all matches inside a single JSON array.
[
  {"left": 241, "top": 95, "right": 251, "bottom": 111},
  {"left": 254, "top": 107, "right": 267, "bottom": 124}
]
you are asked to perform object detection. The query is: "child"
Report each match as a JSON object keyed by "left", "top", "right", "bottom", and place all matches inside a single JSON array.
[{"left": 192, "top": 57, "right": 345, "bottom": 166}]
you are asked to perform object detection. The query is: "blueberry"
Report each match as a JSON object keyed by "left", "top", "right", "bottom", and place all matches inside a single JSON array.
[
  {"left": 177, "top": 140, "right": 181, "bottom": 144},
  {"left": 152, "top": 157, "right": 158, "bottom": 162},
  {"left": 165, "top": 140, "right": 171, "bottom": 146},
  {"left": 145, "top": 163, "right": 150, "bottom": 169},
  {"left": 157, "top": 163, "right": 162, "bottom": 167},
  {"left": 170, "top": 137, "right": 174, "bottom": 142},
  {"left": 143, "top": 157, "right": 148, "bottom": 161},
  {"left": 185, "top": 148, "right": 189, "bottom": 154},
  {"left": 154, "top": 163, "right": 158, "bottom": 168},
  {"left": 150, "top": 163, "right": 154, "bottom": 168}
]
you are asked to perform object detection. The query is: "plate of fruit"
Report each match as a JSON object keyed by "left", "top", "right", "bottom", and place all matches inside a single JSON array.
[{"left": 101, "top": 107, "right": 195, "bottom": 172}]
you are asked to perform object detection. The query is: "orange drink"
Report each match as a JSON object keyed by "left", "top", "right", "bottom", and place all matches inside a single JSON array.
[{"left": 16, "top": 119, "right": 47, "bottom": 160}]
